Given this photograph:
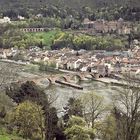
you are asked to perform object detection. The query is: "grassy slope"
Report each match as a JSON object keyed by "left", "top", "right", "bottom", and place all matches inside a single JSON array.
[
  {"left": 0, "top": 134, "right": 24, "bottom": 140},
  {"left": 27, "top": 30, "right": 63, "bottom": 49}
]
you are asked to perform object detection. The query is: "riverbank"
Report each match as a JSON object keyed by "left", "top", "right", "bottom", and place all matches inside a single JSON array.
[{"left": 94, "top": 77, "right": 140, "bottom": 88}]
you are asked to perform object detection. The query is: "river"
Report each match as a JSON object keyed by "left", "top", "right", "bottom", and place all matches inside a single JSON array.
[{"left": 44, "top": 80, "right": 119, "bottom": 116}]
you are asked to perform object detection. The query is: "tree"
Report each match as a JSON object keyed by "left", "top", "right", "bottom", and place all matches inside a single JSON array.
[
  {"left": 0, "top": 62, "right": 19, "bottom": 90},
  {"left": 6, "top": 81, "right": 58, "bottom": 140},
  {"left": 73, "top": 35, "right": 96, "bottom": 50},
  {"left": 44, "top": 107, "right": 58, "bottom": 140},
  {"left": 0, "top": 106, "right": 6, "bottom": 119},
  {"left": 95, "top": 114, "right": 117, "bottom": 140},
  {"left": 65, "top": 116, "right": 94, "bottom": 140},
  {"left": 10, "top": 100, "right": 44, "bottom": 140},
  {"left": 63, "top": 97, "right": 83, "bottom": 124},
  {"left": 0, "top": 92, "right": 13, "bottom": 120},
  {"left": 112, "top": 75, "right": 140, "bottom": 140},
  {"left": 81, "top": 92, "right": 108, "bottom": 128},
  {"left": 82, "top": 6, "right": 93, "bottom": 18}
]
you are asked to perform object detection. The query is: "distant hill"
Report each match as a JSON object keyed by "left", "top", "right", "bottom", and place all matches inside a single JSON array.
[{"left": 0, "top": 0, "right": 139, "bottom": 11}]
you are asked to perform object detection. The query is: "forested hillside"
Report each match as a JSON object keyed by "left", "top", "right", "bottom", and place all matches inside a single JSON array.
[{"left": 0, "top": 0, "right": 139, "bottom": 11}]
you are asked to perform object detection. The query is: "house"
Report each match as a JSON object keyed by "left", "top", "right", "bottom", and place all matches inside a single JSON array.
[
  {"left": 94, "top": 20, "right": 105, "bottom": 33},
  {"left": 82, "top": 18, "right": 132, "bottom": 34},
  {"left": 0, "top": 17, "right": 11, "bottom": 24},
  {"left": 128, "top": 59, "right": 140, "bottom": 68},
  {"left": 18, "top": 15, "right": 25, "bottom": 20},
  {"left": 56, "top": 57, "right": 63, "bottom": 69},
  {"left": 67, "top": 60, "right": 74, "bottom": 70},
  {"left": 82, "top": 18, "right": 94, "bottom": 29},
  {"left": 74, "top": 59, "right": 82, "bottom": 70},
  {"left": 96, "top": 60, "right": 106, "bottom": 77},
  {"left": 36, "top": 14, "right": 43, "bottom": 18}
]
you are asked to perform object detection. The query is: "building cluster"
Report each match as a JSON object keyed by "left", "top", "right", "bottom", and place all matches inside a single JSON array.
[
  {"left": 0, "top": 15, "right": 26, "bottom": 24},
  {"left": 0, "top": 43, "right": 140, "bottom": 76},
  {"left": 55, "top": 47, "right": 140, "bottom": 76},
  {"left": 82, "top": 18, "right": 137, "bottom": 35}
]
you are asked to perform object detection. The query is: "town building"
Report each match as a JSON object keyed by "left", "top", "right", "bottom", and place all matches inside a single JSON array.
[
  {"left": 0, "top": 17, "right": 11, "bottom": 24},
  {"left": 82, "top": 18, "right": 131, "bottom": 34}
]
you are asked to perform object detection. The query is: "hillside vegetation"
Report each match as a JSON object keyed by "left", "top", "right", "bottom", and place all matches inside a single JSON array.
[
  {"left": 0, "top": 0, "right": 139, "bottom": 11},
  {"left": 0, "top": 134, "right": 24, "bottom": 140}
]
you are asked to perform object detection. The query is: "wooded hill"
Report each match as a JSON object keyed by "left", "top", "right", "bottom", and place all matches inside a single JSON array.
[{"left": 0, "top": 0, "right": 139, "bottom": 11}]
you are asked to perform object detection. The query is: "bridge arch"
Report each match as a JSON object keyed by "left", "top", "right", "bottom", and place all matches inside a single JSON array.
[
  {"left": 57, "top": 76, "right": 68, "bottom": 82},
  {"left": 84, "top": 73, "right": 96, "bottom": 80},
  {"left": 70, "top": 74, "right": 82, "bottom": 82}
]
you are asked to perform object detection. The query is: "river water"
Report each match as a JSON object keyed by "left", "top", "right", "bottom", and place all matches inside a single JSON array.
[{"left": 44, "top": 79, "right": 118, "bottom": 116}]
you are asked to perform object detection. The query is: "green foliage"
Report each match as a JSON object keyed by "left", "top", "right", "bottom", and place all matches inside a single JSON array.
[
  {"left": 27, "top": 30, "right": 62, "bottom": 49},
  {"left": 38, "top": 61, "right": 56, "bottom": 72},
  {"left": 1, "top": 29, "right": 25, "bottom": 48},
  {"left": 6, "top": 81, "right": 46, "bottom": 104},
  {"left": 8, "top": 101, "right": 44, "bottom": 139},
  {"left": 65, "top": 125, "right": 91, "bottom": 140},
  {"left": 52, "top": 32, "right": 74, "bottom": 49},
  {"left": 0, "top": 23, "right": 129, "bottom": 50},
  {"left": 0, "top": 92, "right": 14, "bottom": 129},
  {"left": 6, "top": 81, "right": 58, "bottom": 140},
  {"left": 0, "top": 134, "right": 24, "bottom": 140},
  {"left": 52, "top": 33, "right": 127, "bottom": 50},
  {"left": 0, "top": 27, "right": 41, "bottom": 49},
  {"left": 65, "top": 116, "right": 94, "bottom": 140},
  {"left": 68, "top": 116, "right": 86, "bottom": 127},
  {"left": 96, "top": 115, "right": 117, "bottom": 140},
  {"left": 0, "top": 93, "right": 14, "bottom": 112},
  {"left": 73, "top": 35, "right": 96, "bottom": 50},
  {"left": 26, "top": 17, "right": 61, "bottom": 28},
  {"left": 0, "top": 0, "right": 139, "bottom": 14},
  {"left": 63, "top": 97, "right": 83, "bottom": 124},
  {"left": 0, "top": 1, "right": 139, "bottom": 25},
  {"left": 0, "top": 25, "right": 63, "bottom": 49},
  {"left": 0, "top": 125, "right": 24, "bottom": 140}
]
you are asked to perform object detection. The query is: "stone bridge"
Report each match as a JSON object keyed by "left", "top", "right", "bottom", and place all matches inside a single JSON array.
[
  {"left": 3, "top": 72, "right": 105, "bottom": 90},
  {"left": 34, "top": 72, "right": 101, "bottom": 85}
]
